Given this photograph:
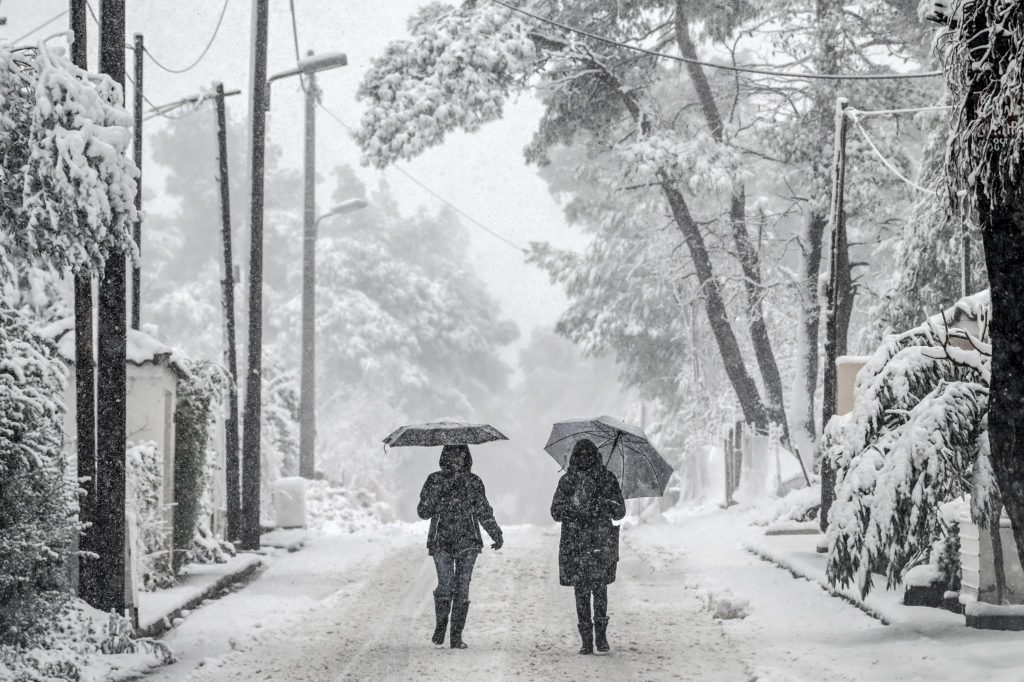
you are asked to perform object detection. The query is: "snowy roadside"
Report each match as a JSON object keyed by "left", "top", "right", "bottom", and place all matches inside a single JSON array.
[
  {"left": 141, "top": 523, "right": 422, "bottom": 681},
  {"left": 630, "top": 505, "right": 1024, "bottom": 681}
]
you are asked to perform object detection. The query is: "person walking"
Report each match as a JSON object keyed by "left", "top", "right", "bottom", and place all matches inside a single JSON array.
[
  {"left": 417, "top": 444, "right": 503, "bottom": 649},
  {"left": 550, "top": 438, "right": 626, "bottom": 654}
]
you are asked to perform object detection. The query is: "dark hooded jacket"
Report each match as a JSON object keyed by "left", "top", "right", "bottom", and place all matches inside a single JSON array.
[
  {"left": 417, "top": 445, "right": 502, "bottom": 556},
  {"left": 550, "top": 439, "right": 626, "bottom": 586}
]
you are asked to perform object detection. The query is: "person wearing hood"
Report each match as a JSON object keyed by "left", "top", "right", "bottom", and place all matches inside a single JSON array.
[
  {"left": 417, "top": 444, "right": 503, "bottom": 649},
  {"left": 550, "top": 438, "right": 626, "bottom": 654}
]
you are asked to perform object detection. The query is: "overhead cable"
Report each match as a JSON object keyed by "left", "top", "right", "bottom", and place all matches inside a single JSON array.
[{"left": 492, "top": 0, "right": 943, "bottom": 82}]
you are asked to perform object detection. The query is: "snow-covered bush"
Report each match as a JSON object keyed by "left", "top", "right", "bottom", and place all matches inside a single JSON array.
[
  {"left": 260, "top": 364, "right": 300, "bottom": 525},
  {"left": 172, "top": 360, "right": 228, "bottom": 571},
  {"left": 0, "top": 302, "right": 74, "bottom": 645},
  {"left": 305, "top": 480, "right": 395, "bottom": 534},
  {"left": 127, "top": 442, "right": 174, "bottom": 591},
  {"left": 826, "top": 292, "right": 990, "bottom": 596},
  {"left": 0, "top": 44, "right": 137, "bottom": 275},
  {"left": 0, "top": 597, "right": 172, "bottom": 681},
  {"left": 751, "top": 484, "right": 822, "bottom": 527}
]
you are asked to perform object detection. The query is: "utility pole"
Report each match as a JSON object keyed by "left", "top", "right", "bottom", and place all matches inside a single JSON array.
[
  {"left": 240, "top": 0, "right": 270, "bottom": 551},
  {"left": 819, "top": 97, "right": 851, "bottom": 535},
  {"left": 131, "top": 33, "right": 143, "bottom": 331},
  {"left": 95, "top": 0, "right": 128, "bottom": 614},
  {"left": 70, "top": 0, "right": 98, "bottom": 606},
  {"left": 214, "top": 82, "right": 243, "bottom": 542},
  {"left": 299, "top": 52, "right": 318, "bottom": 479}
]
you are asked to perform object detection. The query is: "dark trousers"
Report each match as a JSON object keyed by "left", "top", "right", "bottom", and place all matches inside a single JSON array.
[
  {"left": 433, "top": 549, "right": 477, "bottom": 603},
  {"left": 574, "top": 584, "right": 608, "bottom": 623}
]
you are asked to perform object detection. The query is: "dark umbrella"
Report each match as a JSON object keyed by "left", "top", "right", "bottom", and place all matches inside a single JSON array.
[
  {"left": 544, "top": 415, "right": 674, "bottom": 499},
  {"left": 383, "top": 419, "right": 508, "bottom": 448}
]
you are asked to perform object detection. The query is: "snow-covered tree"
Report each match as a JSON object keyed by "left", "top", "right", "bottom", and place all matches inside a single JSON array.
[
  {"left": 933, "top": 0, "right": 1024, "bottom": 572},
  {"left": 825, "top": 291, "right": 990, "bottom": 596}
]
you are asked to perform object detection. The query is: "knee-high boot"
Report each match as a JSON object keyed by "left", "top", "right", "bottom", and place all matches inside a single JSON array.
[
  {"left": 449, "top": 600, "right": 470, "bottom": 649},
  {"left": 432, "top": 591, "right": 452, "bottom": 645},
  {"left": 593, "top": 586, "right": 609, "bottom": 652}
]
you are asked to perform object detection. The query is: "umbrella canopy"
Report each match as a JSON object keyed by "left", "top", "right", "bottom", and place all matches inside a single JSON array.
[
  {"left": 383, "top": 420, "right": 508, "bottom": 448},
  {"left": 544, "top": 415, "right": 674, "bottom": 499}
]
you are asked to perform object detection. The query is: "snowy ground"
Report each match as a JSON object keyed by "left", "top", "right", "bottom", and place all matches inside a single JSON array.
[{"left": 145, "top": 507, "right": 1024, "bottom": 681}]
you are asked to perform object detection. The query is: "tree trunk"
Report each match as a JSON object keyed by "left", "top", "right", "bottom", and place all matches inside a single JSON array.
[
  {"left": 658, "top": 173, "right": 769, "bottom": 431},
  {"left": 980, "top": 193, "right": 1024, "bottom": 573},
  {"left": 796, "top": 210, "right": 825, "bottom": 458},
  {"left": 674, "top": 1, "right": 790, "bottom": 441}
]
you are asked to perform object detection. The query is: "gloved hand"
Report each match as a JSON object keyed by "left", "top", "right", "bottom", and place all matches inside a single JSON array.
[{"left": 491, "top": 536, "right": 504, "bottom": 551}]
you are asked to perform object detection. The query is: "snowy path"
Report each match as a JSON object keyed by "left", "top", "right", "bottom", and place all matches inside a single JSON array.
[{"left": 163, "top": 525, "right": 753, "bottom": 681}]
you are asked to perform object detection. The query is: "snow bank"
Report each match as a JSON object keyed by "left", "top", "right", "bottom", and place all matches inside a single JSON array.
[
  {"left": 700, "top": 588, "right": 751, "bottom": 620},
  {"left": 751, "top": 484, "right": 821, "bottom": 527}
]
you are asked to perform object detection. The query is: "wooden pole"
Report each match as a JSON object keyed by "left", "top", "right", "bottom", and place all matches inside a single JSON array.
[
  {"left": 131, "top": 33, "right": 142, "bottom": 331},
  {"left": 240, "top": 0, "right": 270, "bottom": 550},
  {"left": 95, "top": 0, "right": 128, "bottom": 614},
  {"left": 70, "top": 0, "right": 98, "bottom": 606},
  {"left": 820, "top": 97, "right": 850, "bottom": 534},
  {"left": 214, "top": 83, "right": 243, "bottom": 543},
  {"left": 299, "top": 58, "right": 318, "bottom": 480}
]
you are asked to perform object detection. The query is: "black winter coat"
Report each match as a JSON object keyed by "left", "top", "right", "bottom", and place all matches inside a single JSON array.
[
  {"left": 551, "top": 464, "right": 626, "bottom": 587},
  {"left": 417, "top": 464, "right": 502, "bottom": 556}
]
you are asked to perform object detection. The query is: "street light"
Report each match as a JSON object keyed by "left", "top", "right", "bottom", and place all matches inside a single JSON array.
[
  {"left": 267, "top": 50, "right": 351, "bottom": 479},
  {"left": 300, "top": 199, "right": 368, "bottom": 479}
]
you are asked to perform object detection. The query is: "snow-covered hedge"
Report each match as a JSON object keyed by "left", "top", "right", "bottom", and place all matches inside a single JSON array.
[
  {"left": 172, "top": 360, "right": 229, "bottom": 571},
  {"left": 127, "top": 442, "right": 174, "bottom": 591},
  {"left": 0, "top": 302, "right": 74, "bottom": 645},
  {"left": 306, "top": 480, "right": 395, "bottom": 534},
  {"left": 826, "top": 291, "right": 990, "bottom": 596}
]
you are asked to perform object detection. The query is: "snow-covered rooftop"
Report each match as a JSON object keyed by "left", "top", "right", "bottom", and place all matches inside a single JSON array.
[{"left": 35, "top": 317, "right": 188, "bottom": 377}]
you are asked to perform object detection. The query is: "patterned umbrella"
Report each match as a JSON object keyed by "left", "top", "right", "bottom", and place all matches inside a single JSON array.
[
  {"left": 544, "top": 415, "right": 674, "bottom": 499},
  {"left": 383, "top": 419, "right": 508, "bottom": 448}
]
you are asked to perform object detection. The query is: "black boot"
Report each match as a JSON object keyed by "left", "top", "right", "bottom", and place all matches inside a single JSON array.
[
  {"left": 594, "top": 616, "right": 609, "bottom": 652},
  {"left": 432, "top": 592, "right": 451, "bottom": 645},
  {"left": 577, "top": 621, "right": 594, "bottom": 655},
  {"left": 449, "top": 600, "right": 470, "bottom": 649}
]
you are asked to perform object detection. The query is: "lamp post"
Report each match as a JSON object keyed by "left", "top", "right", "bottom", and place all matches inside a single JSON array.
[
  {"left": 267, "top": 51, "right": 349, "bottom": 480},
  {"left": 300, "top": 200, "right": 368, "bottom": 478}
]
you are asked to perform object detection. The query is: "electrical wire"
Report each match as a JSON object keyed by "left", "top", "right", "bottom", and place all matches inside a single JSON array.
[
  {"left": 316, "top": 102, "right": 529, "bottom": 254},
  {"left": 849, "top": 113, "right": 938, "bottom": 195},
  {"left": 10, "top": 9, "right": 69, "bottom": 45},
  {"left": 492, "top": 0, "right": 943, "bottom": 82},
  {"left": 287, "top": 0, "right": 309, "bottom": 93},
  {"left": 142, "top": 0, "right": 229, "bottom": 74},
  {"left": 847, "top": 104, "right": 952, "bottom": 119}
]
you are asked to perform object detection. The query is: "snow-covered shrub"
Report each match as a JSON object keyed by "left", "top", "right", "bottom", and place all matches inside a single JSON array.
[
  {"left": 0, "top": 44, "right": 137, "bottom": 276},
  {"left": 357, "top": 2, "right": 535, "bottom": 167},
  {"left": 826, "top": 292, "right": 990, "bottom": 596},
  {"left": 0, "top": 596, "right": 172, "bottom": 681},
  {"left": 306, "top": 480, "right": 395, "bottom": 534},
  {"left": 260, "top": 364, "right": 300, "bottom": 525},
  {"left": 751, "top": 484, "right": 821, "bottom": 527},
  {"left": 0, "top": 302, "right": 74, "bottom": 645},
  {"left": 172, "top": 360, "right": 228, "bottom": 571},
  {"left": 127, "top": 442, "right": 173, "bottom": 591}
]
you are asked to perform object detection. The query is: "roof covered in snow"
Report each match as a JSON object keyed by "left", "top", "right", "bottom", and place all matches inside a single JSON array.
[{"left": 35, "top": 317, "right": 188, "bottom": 378}]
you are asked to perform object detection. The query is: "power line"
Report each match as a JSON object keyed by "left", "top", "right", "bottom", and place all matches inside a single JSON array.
[
  {"left": 849, "top": 113, "right": 937, "bottom": 195},
  {"left": 316, "top": 102, "right": 528, "bottom": 254},
  {"left": 142, "top": 0, "right": 229, "bottom": 74},
  {"left": 492, "top": 0, "right": 943, "bottom": 82},
  {"left": 10, "top": 8, "right": 69, "bottom": 45}
]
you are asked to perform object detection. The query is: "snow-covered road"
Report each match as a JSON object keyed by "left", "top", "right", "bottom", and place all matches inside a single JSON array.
[
  {"left": 149, "top": 511, "right": 1024, "bottom": 681},
  {"left": 156, "top": 524, "right": 752, "bottom": 681}
]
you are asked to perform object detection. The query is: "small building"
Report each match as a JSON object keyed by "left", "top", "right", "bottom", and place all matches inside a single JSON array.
[{"left": 38, "top": 318, "right": 187, "bottom": 603}]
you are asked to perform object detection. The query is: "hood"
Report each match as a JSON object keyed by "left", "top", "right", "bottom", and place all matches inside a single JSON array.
[
  {"left": 439, "top": 444, "right": 472, "bottom": 473},
  {"left": 568, "top": 438, "right": 600, "bottom": 473}
]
